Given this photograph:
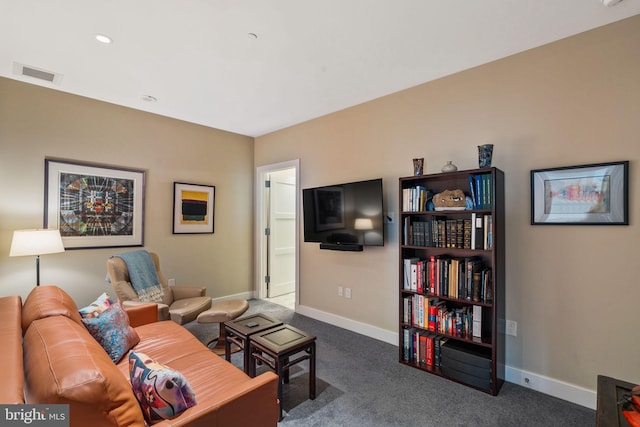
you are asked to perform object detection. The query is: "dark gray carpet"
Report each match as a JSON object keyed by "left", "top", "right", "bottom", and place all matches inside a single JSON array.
[{"left": 183, "top": 299, "right": 595, "bottom": 426}]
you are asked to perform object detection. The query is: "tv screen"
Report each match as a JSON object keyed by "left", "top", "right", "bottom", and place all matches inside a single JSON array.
[{"left": 303, "top": 178, "right": 384, "bottom": 249}]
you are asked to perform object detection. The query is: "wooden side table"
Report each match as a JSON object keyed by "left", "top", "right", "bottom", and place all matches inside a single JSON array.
[
  {"left": 224, "top": 313, "right": 283, "bottom": 373},
  {"left": 249, "top": 324, "right": 316, "bottom": 420},
  {"left": 597, "top": 375, "right": 639, "bottom": 426}
]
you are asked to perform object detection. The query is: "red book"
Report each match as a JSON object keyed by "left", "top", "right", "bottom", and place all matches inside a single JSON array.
[
  {"left": 426, "top": 333, "right": 434, "bottom": 367},
  {"left": 419, "top": 334, "right": 427, "bottom": 364},
  {"left": 429, "top": 256, "right": 436, "bottom": 294},
  {"left": 428, "top": 301, "right": 437, "bottom": 331}
]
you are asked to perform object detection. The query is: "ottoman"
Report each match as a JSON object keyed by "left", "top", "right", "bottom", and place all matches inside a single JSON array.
[{"left": 197, "top": 299, "right": 249, "bottom": 355}]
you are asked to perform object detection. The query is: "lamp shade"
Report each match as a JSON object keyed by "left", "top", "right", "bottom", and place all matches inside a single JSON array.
[
  {"left": 9, "top": 229, "right": 65, "bottom": 257},
  {"left": 354, "top": 218, "right": 373, "bottom": 230}
]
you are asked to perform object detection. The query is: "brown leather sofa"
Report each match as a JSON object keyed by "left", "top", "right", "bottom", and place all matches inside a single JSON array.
[{"left": 6, "top": 286, "right": 279, "bottom": 427}]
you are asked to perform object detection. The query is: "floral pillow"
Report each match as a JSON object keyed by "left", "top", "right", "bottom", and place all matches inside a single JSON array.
[
  {"left": 80, "top": 295, "right": 139, "bottom": 363},
  {"left": 78, "top": 292, "right": 112, "bottom": 318},
  {"left": 129, "top": 351, "right": 197, "bottom": 424}
]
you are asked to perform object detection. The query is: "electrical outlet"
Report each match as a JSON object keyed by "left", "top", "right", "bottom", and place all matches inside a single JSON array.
[
  {"left": 168, "top": 278, "right": 176, "bottom": 287},
  {"left": 345, "top": 287, "right": 352, "bottom": 299},
  {"left": 338, "top": 286, "right": 343, "bottom": 297},
  {"left": 506, "top": 320, "right": 517, "bottom": 337}
]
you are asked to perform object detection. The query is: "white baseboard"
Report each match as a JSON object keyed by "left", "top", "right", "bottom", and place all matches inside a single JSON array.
[
  {"left": 295, "top": 304, "right": 597, "bottom": 410},
  {"left": 212, "top": 291, "right": 253, "bottom": 304},
  {"left": 504, "top": 366, "right": 596, "bottom": 410},
  {"left": 296, "top": 304, "right": 397, "bottom": 345}
]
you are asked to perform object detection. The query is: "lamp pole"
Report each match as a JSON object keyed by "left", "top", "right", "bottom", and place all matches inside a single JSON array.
[{"left": 36, "top": 255, "right": 41, "bottom": 286}]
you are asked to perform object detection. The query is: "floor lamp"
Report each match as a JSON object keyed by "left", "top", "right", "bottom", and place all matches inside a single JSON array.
[{"left": 9, "top": 229, "right": 65, "bottom": 286}]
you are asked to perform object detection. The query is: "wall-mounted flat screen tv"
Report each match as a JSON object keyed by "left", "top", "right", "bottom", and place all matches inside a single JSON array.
[{"left": 303, "top": 178, "right": 384, "bottom": 251}]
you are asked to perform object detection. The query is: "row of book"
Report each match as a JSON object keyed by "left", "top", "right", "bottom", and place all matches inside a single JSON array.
[
  {"left": 403, "top": 255, "right": 493, "bottom": 303},
  {"left": 402, "top": 295, "right": 484, "bottom": 339},
  {"left": 402, "top": 173, "right": 494, "bottom": 213},
  {"left": 402, "top": 186, "right": 432, "bottom": 212},
  {"left": 469, "top": 173, "right": 493, "bottom": 210},
  {"left": 402, "top": 328, "right": 445, "bottom": 367},
  {"left": 403, "top": 213, "right": 493, "bottom": 250}
]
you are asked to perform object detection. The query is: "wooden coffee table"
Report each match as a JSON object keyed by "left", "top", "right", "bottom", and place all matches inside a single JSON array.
[
  {"left": 249, "top": 324, "right": 316, "bottom": 420},
  {"left": 224, "top": 313, "right": 283, "bottom": 373}
]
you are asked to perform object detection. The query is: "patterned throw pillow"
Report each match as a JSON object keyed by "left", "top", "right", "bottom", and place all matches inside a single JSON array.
[
  {"left": 129, "top": 351, "right": 197, "bottom": 424},
  {"left": 78, "top": 292, "right": 112, "bottom": 318},
  {"left": 81, "top": 298, "right": 140, "bottom": 363}
]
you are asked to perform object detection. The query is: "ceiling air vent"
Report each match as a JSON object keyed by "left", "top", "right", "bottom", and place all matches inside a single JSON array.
[{"left": 13, "top": 62, "right": 63, "bottom": 85}]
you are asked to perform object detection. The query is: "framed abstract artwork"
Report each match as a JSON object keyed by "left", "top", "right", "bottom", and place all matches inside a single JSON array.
[
  {"left": 531, "top": 161, "right": 628, "bottom": 225},
  {"left": 44, "top": 158, "right": 146, "bottom": 249},
  {"left": 173, "top": 182, "right": 215, "bottom": 234}
]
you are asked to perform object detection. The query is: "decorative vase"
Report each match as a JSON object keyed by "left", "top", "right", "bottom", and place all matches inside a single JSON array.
[
  {"left": 478, "top": 144, "right": 494, "bottom": 168},
  {"left": 412, "top": 158, "right": 424, "bottom": 176},
  {"left": 441, "top": 161, "right": 458, "bottom": 173}
]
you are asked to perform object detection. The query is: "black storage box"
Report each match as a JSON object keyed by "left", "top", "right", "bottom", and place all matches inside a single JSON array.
[{"left": 440, "top": 340, "right": 492, "bottom": 389}]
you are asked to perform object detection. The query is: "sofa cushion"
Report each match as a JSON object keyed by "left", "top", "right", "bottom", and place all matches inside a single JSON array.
[
  {"left": 119, "top": 320, "right": 253, "bottom": 398},
  {"left": 21, "top": 285, "right": 83, "bottom": 334},
  {"left": 23, "top": 315, "right": 145, "bottom": 426},
  {"left": 82, "top": 300, "right": 140, "bottom": 363},
  {"left": 129, "top": 351, "right": 197, "bottom": 424}
]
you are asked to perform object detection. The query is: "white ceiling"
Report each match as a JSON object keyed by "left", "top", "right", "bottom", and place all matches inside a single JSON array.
[{"left": 1, "top": 1, "right": 639, "bottom": 137}]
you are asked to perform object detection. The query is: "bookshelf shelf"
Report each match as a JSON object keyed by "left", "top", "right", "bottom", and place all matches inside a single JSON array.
[{"left": 398, "top": 167, "right": 505, "bottom": 395}]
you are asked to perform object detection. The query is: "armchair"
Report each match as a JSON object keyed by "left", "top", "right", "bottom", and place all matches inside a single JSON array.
[{"left": 106, "top": 251, "right": 212, "bottom": 324}]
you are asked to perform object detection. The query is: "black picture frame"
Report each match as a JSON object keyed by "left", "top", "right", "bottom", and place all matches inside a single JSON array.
[
  {"left": 531, "top": 161, "right": 628, "bottom": 225},
  {"left": 44, "top": 158, "right": 146, "bottom": 249}
]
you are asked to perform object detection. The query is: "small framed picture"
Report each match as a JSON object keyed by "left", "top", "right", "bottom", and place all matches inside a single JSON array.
[
  {"left": 531, "top": 161, "right": 628, "bottom": 225},
  {"left": 173, "top": 182, "right": 215, "bottom": 234},
  {"left": 44, "top": 158, "right": 146, "bottom": 249}
]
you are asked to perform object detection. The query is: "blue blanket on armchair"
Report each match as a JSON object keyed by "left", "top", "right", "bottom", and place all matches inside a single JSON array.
[{"left": 112, "top": 250, "right": 164, "bottom": 303}]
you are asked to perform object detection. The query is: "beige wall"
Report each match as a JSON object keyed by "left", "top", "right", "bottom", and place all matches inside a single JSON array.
[
  {"left": 255, "top": 15, "right": 640, "bottom": 394},
  {"left": 0, "top": 79, "right": 255, "bottom": 307},
  {"left": 1, "top": 13, "right": 638, "bottom": 404}
]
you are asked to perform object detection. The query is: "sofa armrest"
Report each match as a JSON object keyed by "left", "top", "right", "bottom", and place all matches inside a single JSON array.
[
  {"left": 171, "top": 285, "right": 207, "bottom": 300},
  {"left": 0, "top": 296, "right": 24, "bottom": 404},
  {"left": 123, "top": 302, "right": 158, "bottom": 327},
  {"left": 155, "top": 372, "right": 279, "bottom": 427}
]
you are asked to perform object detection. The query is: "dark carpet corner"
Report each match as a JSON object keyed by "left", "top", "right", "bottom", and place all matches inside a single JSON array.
[{"left": 183, "top": 299, "right": 595, "bottom": 427}]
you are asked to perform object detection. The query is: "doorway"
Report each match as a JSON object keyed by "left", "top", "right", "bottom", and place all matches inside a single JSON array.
[{"left": 255, "top": 160, "right": 299, "bottom": 310}]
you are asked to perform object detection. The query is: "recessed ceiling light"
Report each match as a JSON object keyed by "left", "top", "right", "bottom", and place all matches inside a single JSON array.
[
  {"left": 95, "top": 34, "right": 113, "bottom": 44},
  {"left": 248, "top": 33, "right": 258, "bottom": 40},
  {"left": 141, "top": 95, "right": 158, "bottom": 103}
]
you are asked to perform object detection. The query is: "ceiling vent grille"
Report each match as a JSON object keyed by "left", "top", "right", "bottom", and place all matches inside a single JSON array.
[{"left": 13, "top": 62, "right": 63, "bottom": 85}]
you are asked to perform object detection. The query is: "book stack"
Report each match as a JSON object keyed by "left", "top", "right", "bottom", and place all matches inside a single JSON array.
[
  {"left": 402, "top": 327, "right": 446, "bottom": 368},
  {"left": 403, "top": 256, "right": 492, "bottom": 303},
  {"left": 402, "top": 186, "right": 432, "bottom": 212},
  {"left": 403, "top": 217, "right": 473, "bottom": 249},
  {"left": 468, "top": 173, "right": 493, "bottom": 209}
]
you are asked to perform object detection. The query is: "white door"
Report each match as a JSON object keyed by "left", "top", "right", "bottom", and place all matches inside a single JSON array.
[{"left": 267, "top": 168, "right": 296, "bottom": 298}]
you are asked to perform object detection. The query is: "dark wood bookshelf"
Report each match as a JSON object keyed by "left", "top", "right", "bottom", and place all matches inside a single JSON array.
[{"left": 398, "top": 167, "right": 505, "bottom": 395}]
